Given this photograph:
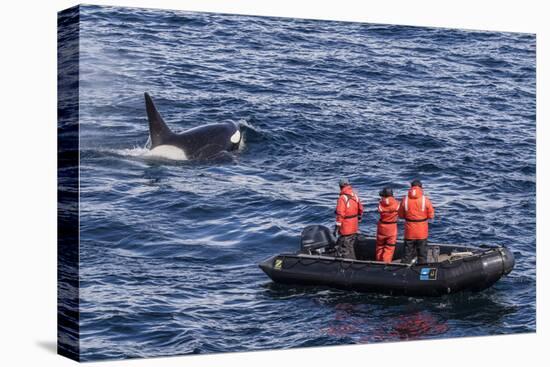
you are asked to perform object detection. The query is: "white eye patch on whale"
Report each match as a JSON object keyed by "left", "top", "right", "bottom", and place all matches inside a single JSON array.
[{"left": 144, "top": 92, "right": 242, "bottom": 160}]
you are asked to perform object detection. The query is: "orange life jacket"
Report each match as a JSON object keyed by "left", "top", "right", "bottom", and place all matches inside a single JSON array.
[
  {"left": 335, "top": 185, "right": 364, "bottom": 236},
  {"left": 398, "top": 186, "right": 434, "bottom": 240},
  {"left": 377, "top": 196, "right": 399, "bottom": 237}
]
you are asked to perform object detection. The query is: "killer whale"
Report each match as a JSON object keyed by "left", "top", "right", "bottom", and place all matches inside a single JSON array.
[{"left": 144, "top": 92, "right": 242, "bottom": 160}]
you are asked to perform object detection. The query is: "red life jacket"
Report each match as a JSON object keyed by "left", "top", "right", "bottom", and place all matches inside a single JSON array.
[
  {"left": 335, "top": 185, "right": 364, "bottom": 236},
  {"left": 377, "top": 196, "right": 399, "bottom": 237},
  {"left": 398, "top": 186, "right": 435, "bottom": 240}
]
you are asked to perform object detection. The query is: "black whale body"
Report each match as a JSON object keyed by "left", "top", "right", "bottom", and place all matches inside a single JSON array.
[
  {"left": 144, "top": 92, "right": 242, "bottom": 160},
  {"left": 259, "top": 225, "right": 515, "bottom": 297}
]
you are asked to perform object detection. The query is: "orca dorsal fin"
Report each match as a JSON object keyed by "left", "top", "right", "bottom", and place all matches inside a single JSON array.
[{"left": 144, "top": 92, "right": 173, "bottom": 148}]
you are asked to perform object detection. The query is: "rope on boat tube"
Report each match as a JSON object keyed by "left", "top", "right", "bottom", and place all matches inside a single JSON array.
[{"left": 282, "top": 256, "right": 410, "bottom": 273}]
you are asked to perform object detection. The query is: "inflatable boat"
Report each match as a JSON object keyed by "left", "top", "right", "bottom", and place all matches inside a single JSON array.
[{"left": 259, "top": 225, "right": 515, "bottom": 296}]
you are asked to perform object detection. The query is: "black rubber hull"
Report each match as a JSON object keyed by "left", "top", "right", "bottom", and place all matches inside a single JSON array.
[{"left": 259, "top": 246, "right": 514, "bottom": 297}]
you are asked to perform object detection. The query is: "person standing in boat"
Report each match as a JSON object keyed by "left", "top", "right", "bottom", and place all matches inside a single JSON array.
[
  {"left": 334, "top": 178, "right": 364, "bottom": 259},
  {"left": 398, "top": 180, "right": 435, "bottom": 264},
  {"left": 376, "top": 187, "right": 400, "bottom": 263}
]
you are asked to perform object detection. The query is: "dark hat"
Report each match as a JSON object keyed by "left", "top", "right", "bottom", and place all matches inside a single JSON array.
[
  {"left": 379, "top": 187, "right": 394, "bottom": 197},
  {"left": 339, "top": 178, "right": 350, "bottom": 187},
  {"left": 411, "top": 179, "right": 423, "bottom": 188}
]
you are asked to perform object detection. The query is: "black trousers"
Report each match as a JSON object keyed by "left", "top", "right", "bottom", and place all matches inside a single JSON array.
[
  {"left": 336, "top": 234, "right": 357, "bottom": 260},
  {"left": 402, "top": 239, "right": 428, "bottom": 264}
]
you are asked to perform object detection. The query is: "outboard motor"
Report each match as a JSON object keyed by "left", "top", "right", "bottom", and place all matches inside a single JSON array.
[{"left": 300, "top": 225, "right": 337, "bottom": 255}]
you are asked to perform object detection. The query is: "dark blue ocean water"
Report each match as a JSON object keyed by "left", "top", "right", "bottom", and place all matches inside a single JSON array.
[{"left": 72, "top": 5, "right": 535, "bottom": 361}]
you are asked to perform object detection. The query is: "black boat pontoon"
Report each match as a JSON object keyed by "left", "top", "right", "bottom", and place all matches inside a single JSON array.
[{"left": 259, "top": 225, "right": 515, "bottom": 296}]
